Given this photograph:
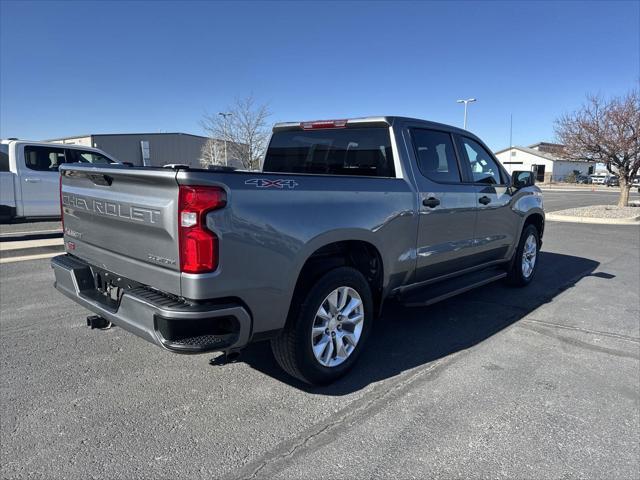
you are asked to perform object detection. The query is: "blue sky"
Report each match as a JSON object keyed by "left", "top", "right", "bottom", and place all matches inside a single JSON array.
[{"left": 1, "top": 0, "right": 638, "bottom": 151}]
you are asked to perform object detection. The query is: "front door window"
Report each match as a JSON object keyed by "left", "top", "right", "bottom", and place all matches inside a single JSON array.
[{"left": 458, "top": 137, "right": 503, "bottom": 185}]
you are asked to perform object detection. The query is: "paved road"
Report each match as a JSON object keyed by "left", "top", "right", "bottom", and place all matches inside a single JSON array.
[
  {"left": 541, "top": 189, "right": 640, "bottom": 212},
  {"left": 1, "top": 221, "right": 638, "bottom": 479}
]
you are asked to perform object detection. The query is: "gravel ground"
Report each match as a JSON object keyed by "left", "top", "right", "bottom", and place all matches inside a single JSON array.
[{"left": 550, "top": 204, "right": 640, "bottom": 219}]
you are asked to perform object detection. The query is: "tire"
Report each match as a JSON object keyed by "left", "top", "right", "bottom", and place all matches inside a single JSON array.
[
  {"left": 506, "top": 224, "right": 540, "bottom": 287},
  {"left": 271, "top": 266, "right": 373, "bottom": 385}
]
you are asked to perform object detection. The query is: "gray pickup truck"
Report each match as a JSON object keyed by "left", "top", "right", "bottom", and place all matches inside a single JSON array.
[{"left": 52, "top": 116, "right": 544, "bottom": 384}]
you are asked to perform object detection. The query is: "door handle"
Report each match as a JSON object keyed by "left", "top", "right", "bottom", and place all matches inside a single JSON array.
[
  {"left": 422, "top": 197, "right": 440, "bottom": 208},
  {"left": 479, "top": 196, "right": 491, "bottom": 205},
  {"left": 24, "top": 178, "right": 41, "bottom": 183}
]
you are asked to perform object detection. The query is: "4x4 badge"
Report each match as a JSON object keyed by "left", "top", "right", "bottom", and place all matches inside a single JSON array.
[{"left": 245, "top": 179, "right": 299, "bottom": 189}]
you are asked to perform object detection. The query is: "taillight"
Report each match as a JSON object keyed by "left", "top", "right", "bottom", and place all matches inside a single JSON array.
[
  {"left": 59, "top": 174, "right": 64, "bottom": 230},
  {"left": 178, "top": 185, "right": 226, "bottom": 274},
  {"left": 300, "top": 119, "right": 348, "bottom": 130}
]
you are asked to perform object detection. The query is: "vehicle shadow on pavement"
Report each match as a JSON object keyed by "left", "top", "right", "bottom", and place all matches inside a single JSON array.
[{"left": 237, "top": 252, "right": 601, "bottom": 394}]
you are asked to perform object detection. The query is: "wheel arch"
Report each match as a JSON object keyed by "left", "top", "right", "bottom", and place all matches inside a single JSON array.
[
  {"left": 287, "top": 238, "right": 385, "bottom": 328},
  {"left": 523, "top": 211, "right": 545, "bottom": 240}
]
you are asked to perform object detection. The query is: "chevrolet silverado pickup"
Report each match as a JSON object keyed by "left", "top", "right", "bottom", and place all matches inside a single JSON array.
[
  {"left": 0, "top": 140, "right": 117, "bottom": 221},
  {"left": 52, "top": 117, "right": 544, "bottom": 384}
]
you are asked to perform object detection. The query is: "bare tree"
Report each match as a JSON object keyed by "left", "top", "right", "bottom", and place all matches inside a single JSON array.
[
  {"left": 201, "top": 96, "right": 271, "bottom": 170},
  {"left": 555, "top": 90, "right": 639, "bottom": 206},
  {"left": 199, "top": 137, "right": 226, "bottom": 168}
]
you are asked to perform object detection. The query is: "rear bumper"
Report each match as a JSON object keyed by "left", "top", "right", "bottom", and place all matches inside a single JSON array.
[{"left": 51, "top": 254, "right": 252, "bottom": 353}]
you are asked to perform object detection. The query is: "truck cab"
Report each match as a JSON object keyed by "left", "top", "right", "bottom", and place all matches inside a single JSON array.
[{"left": 0, "top": 140, "right": 117, "bottom": 221}]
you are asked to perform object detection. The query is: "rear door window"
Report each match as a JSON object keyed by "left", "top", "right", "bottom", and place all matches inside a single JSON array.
[
  {"left": 263, "top": 127, "right": 395, "bottom": 177},
  {"left": 24, "top": 146, "right": 66, "bottom": 171},
  {"left": 411, "top": 129, "right": 461, "bottom": 183}
]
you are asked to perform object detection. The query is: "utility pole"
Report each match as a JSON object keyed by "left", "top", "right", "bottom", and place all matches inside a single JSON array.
[
  {"left": 509, "top": 113, "right": 513, "bottom": 148},
  {"left": 218, "top": 112, "right": 232, "bottom": 166},
  {"left": 456, "top": 98, "right": 477, "bottom": 130}
]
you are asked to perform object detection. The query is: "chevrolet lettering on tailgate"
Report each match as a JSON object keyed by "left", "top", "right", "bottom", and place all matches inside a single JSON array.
[{"left": 62, "top": 193, "right": 161, "bottom": 225}]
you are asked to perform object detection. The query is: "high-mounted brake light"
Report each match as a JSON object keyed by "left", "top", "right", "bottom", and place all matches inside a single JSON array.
[
  {"left": 300, "top": 119, "right": 348, "bottom": 130},
  {"left": 178, "top": 185, "right": 227, "bottom": 274}
]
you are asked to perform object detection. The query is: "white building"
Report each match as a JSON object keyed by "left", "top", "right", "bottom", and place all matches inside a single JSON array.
[{"left": 494, "top": 142, "right": 595, "bottom": 182}]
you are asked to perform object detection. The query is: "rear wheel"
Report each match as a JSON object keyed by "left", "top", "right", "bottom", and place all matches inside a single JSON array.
[
  {"left": 506, "top": 224, "right": 540, "bottom": 286},
  {"left": 271, "top": 266, "right": 373, "bottom": 385}
]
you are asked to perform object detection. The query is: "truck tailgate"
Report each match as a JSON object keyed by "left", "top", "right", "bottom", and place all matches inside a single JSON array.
[{"left": 60, "top": 165, "right": 182, "bottom": 295}]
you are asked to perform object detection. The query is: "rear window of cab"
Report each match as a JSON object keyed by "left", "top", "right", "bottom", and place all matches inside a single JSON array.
[{"left": 263, "top": 127, "right": 395, "bottom": 178}]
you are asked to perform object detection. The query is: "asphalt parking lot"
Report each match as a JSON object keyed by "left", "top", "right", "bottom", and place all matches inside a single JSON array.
[
  {"left": 540, "top": 188, "right": 640, "bottom": 212},
  {"left": 1, "top": 193, "right": 639, "bottom": 479}
]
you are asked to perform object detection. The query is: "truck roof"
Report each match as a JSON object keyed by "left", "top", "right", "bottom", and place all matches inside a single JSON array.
[
  {"left": 272, "top": 116, "right": 472, "bottom": 136},
  {"left": 0, "top": 139, "right": 106, "bottom": 152}
]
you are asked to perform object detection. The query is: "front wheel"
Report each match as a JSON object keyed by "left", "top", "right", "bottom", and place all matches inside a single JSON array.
[
  {"left": 271, "top": 267, "right": 373, "bottom": 385},
  {"left": 506, "top": 224, "right": 540, "bottom": 286}
]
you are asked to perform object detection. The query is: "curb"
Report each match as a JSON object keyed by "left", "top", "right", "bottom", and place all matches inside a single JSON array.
[
  {"left": 0, "top": 238, "right": 64, "bottom": 263},
  {"left": 546, "top": 213, "right": 640, "bottom": 225},
  {"left": 0, "top": 252, "right": 62, "bottom": 264},
  {"left": 0, "top": 230, "right": 63, "bottom": 242},
  {"left": 540, "top": 189, "right": 617, "bottom": 193}
]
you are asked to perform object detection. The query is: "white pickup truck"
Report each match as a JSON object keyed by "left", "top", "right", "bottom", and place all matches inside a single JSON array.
[{"left": 0, "top": 140, "right": 117, "bottom": 221}]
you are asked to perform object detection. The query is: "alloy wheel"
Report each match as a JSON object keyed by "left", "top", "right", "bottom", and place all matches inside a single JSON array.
[
  {"left": 521, "top": 233, "right": 537, "bottom": 278},
  {"left": 311, "top": 286, "right": 364, "bottom": 367}
]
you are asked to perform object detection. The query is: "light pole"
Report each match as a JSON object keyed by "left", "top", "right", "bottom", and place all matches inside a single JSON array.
[
  {"left": 218, "top": 112, "right": 232, "bottom": 166},
  {"left": 456, "top": 98, "right": 476, "bottom": 130}
]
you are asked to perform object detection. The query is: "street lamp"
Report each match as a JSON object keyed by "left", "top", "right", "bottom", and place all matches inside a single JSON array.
[
  {"left": 456, "top": 98, "right": 477, "bottom": 130},
  {"left": 218, "top": 112, "right": 232, "bottom": 166}
]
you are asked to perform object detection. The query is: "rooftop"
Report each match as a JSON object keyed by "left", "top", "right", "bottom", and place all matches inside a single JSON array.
[
  {"left": 528, "top": 141, "right": 565, "bottom": 150},
  {"left": 43, "top": 132, "right": 209, "bottom": 142}
]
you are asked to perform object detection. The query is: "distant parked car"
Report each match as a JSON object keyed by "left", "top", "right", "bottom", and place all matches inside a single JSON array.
[
  {"left": 632, "top": 176, "right": 640, "bottom": 192},
  {"left": 575, "top": 174, "right": 590, "bottom": 184},
  {"left": 590, "top": 174, "right": 607, "bottom": 185},
  {"left": 606, "top": 176, "right": 619, "bottom": 187}
]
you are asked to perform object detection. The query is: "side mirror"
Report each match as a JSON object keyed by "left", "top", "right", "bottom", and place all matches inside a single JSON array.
[{"left": 512, "top": 170, "right": 535, "bottom": 189}]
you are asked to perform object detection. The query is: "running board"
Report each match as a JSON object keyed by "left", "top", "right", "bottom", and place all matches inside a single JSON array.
[{"left": 399, "top": 268, "right": 507, "bottom": 307}]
